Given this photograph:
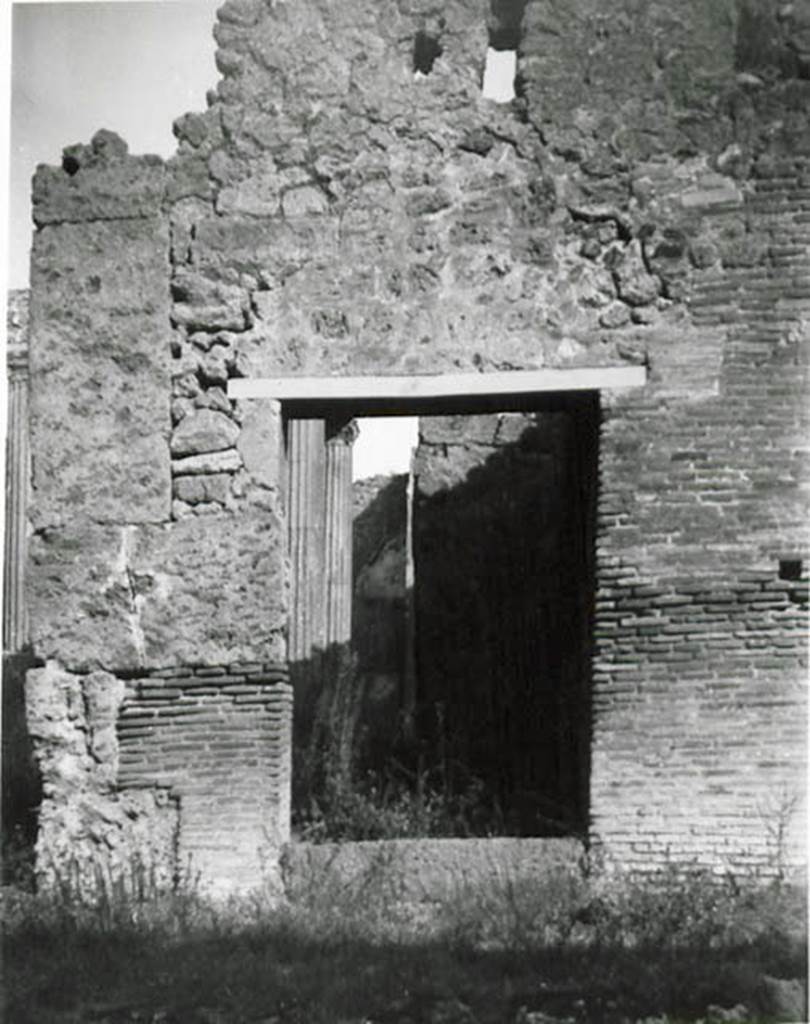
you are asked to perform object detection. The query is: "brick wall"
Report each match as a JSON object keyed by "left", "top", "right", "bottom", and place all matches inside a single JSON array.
[
  {"left": 591, "top": 149, "right": 809, "bottom": 876},
  {"left": 118, "top": 663, "right": 292, "bottom": 891}
]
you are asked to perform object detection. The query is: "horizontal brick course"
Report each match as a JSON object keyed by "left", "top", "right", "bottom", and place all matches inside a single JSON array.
[{"left": 117, "top": 661, "right": 292, "bottom": 889}]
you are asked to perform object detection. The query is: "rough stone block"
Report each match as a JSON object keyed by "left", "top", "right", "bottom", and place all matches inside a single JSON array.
[
  {"left": 418, "top": 414, "right": 501, "bottom": 446},
  {"left": 32, "top": 150, "right": 165, "bottom": 225},
  {"left": 35, "top": 784, "right": 178, "bottom": 897},
  {"left": 28, "top": 524, "right": 144, "bottom": 671},
  {"left": 216, "top": 162, "right": 285, "bottom": 216},
  {"left": 166, "top": 153, "right": 214, "bottom": 203},
  {"left": 281, "top": 184, "right": 330, "bottom": 217},
  {"left": 83, "top": 670, "right": 127, "bottom": 785},
  {"left": 172, "top": 449, "right": 243, "bottom": 475},
  {"left": 191, "top": 214, "right": 340, "bottom": 279},
  {"left": 171, "top": 269, "right": 248, "bottom": 332},
  {"left": 681, "top": 183, "right": 744, "bottom": 209},
  {"left": 235, "top": 399, "right": 282, "bottom": 487},
  {"left": 173, "top": 473, "right": 233, "bottom": 505},
  {"left": 170, "top": 409, "right": 240, "bottom": 456},
  {"left": 600, "top": 302, "right": 632, "bottom": 328},
  {"left": 194, "top": 385, "right": 232, "bottom": 415},
  {"left": 27, "top": 514, "right": 287, "bottom": 672},
  {"left": 613, "top": 242, "right": 660, "bottom": 307},
  {"left": 28, "top": 218, "right": 172, "bottom": 529},
  {"left": 25, "top": 662, "right": 125, "bottom": 796}
]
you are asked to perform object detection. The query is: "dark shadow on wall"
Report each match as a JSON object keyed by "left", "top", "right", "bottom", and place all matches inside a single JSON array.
[
  {"left": 351, "top": 474, "right": 412, "bottom": 769},
  {"left": 735, "top": 0, "right": 809, "bottom": 80},
  {"left": 2, "top": 648, "right": 42, "bottom": 883},
  {"left": 290, "top": 473, "right": 412, "bottom": 830},
  {"left": 412, "top": 394, "right": 599, "bottom": 838},
  {"left": 291, "top": 643, "right": 359, "bottom": 813}
]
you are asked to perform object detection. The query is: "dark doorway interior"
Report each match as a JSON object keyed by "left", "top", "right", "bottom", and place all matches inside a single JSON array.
[
  {"left": 2, "top": 648, "right": 42, "bottom": 883},
  {"left": 289, "top": 390, "right": 599, "bottom": 840},
  {"left": 412, "top": 394, "right": 598, "bottom": 836}
]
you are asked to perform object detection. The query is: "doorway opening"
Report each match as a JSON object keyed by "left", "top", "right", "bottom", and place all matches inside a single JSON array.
[{"left": 284, "top": 391, "right": 599, "bottom": 843}]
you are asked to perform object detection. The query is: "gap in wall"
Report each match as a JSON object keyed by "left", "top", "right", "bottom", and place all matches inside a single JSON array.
[
  {"left": 412, "top": 28, "right": 443, "bottom": 76},
  {"left": 353, "top": 416, "right": 418, "bottom": 481},
  {"left": 482, "top": 48, "right": 517, "bottom": 102}
]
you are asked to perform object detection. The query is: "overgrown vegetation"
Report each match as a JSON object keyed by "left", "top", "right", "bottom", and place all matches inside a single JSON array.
[
  {"left": 3, "top": 850, "right": 806, "bottom": 1024},
  {"left": 293, "top": 662, "right": 506, "bottom": 842},
  {"left": 293, "top": 659, "right": 566, "bottom": 843},
  {"left": 293, "top": 763, "right": 504, "bottom": 842}
]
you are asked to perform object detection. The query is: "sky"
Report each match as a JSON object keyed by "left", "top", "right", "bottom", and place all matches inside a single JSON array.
[
  {"left": 4, "top": 2, "right": 514, "bottom": 479},
  {"left": 8, "top": 0, "right": 221, "bottom": 290}
]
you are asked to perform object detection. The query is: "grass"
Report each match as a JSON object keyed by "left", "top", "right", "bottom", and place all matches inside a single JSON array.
[{"left": 2, "top": 858, "right": 806, "bottom": 1024}]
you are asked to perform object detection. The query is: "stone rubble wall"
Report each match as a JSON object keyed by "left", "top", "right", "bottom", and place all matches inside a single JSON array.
[
  {"left": 24, "top": 661, "right": 178, "bottom": 896},
  {"left": 166, "top": 0, "right": 659, "bottom": 381}
]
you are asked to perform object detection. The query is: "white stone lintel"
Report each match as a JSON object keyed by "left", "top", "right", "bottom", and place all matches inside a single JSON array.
[{"left": 228, "top": 366, "right": 646, "bottom": 402}]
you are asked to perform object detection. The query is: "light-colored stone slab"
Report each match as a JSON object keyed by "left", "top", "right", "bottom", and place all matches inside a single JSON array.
[{"left": 229, "top": 366, "right": 647, "bottom": 401}]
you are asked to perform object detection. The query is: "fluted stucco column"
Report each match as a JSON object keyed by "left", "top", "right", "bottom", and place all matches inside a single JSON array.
[
  {"left": 4, "top": 342, "right": 29, "bottom": 653},
  {"left": 324, "top": 420, "right": 358, "bottom": 647},
  {"left": 286, "top": 418, "right": 326, "bottom": 663}
]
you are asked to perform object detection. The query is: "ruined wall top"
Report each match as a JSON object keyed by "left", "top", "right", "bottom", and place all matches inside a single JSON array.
[{"left": 25, "top": 0, "right": 810, "bottom": 397}]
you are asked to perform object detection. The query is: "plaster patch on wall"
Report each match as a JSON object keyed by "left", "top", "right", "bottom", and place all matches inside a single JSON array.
[{"left": 105, "top": 526, "right": 148, "bottom": 667}]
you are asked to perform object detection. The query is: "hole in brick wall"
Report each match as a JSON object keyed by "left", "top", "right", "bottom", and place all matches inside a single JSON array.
[
  {"left": 779, "top": 559, "right": 803, "bottom": 581},
  {"left": 413, "top": 31, "right": 443, "bottom": 75}
]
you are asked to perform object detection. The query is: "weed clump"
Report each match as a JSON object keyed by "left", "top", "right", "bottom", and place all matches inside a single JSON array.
[{"left": 293, "top": 768, "right": 496, "bottom": 842}]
